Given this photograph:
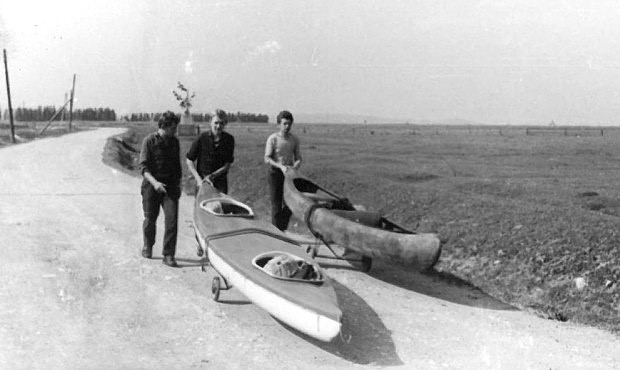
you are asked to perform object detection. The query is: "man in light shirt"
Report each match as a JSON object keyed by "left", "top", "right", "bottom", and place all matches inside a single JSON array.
[{"left": 264, "top": 110, "right": 302, "bottom": 231}]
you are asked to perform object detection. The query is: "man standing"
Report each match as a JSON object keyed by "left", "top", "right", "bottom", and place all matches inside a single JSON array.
[
  {"left": 264, "top": 110, "right": 302, "bottom": 231},
  {"left": 186, "top": 109, "right": 235, "bottom": 194},
  {"left": 139, "top": 111, "right": 182, "bottom": 267}
]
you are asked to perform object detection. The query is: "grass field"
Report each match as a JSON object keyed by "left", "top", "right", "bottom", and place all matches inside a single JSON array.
[{"left": 91, "top": 121, "right": 620, "bottom": 335}]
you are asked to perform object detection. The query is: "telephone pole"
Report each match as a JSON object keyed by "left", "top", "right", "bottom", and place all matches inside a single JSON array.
[
  {"left": 61, "top": 92, "right": 67, "bottom": 121},
  {"left": 3, "top": 49, "right": 15, "bottom": 143},
  {"left": 69, "top": 74, "right": 76, "bottom": 131}
]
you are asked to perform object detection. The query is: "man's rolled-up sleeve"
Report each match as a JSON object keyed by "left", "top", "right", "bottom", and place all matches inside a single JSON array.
[{"left": 186, "top": 136, "right": 199, "bottom": 161}]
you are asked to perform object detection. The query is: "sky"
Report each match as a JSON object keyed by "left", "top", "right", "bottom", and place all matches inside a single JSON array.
[{"left": 1, "top": 0, "right": 620, "bottom": 125}]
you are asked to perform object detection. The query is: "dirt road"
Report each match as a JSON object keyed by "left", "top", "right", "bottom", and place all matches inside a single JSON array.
[{"left": 0, "top": 128, "right": 618, "bottom": 369}]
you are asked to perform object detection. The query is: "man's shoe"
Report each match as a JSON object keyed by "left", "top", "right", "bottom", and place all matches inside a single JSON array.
[
  {"left": 141, "top": 246, "right": 152, "bottom": 259},
  {"left": 162, "top": 255, "right": 179, "bottom": 268}
]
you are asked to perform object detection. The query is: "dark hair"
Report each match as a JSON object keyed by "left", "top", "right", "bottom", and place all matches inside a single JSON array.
[
  {"left": 277, "top": 110, "right": 294, "bottom": 124},
  {"left": 158, "top": 111, "right": 180, "bottom": 128},
  {"left": 211, "top": 109, "right": 228, "bottom": 124}
]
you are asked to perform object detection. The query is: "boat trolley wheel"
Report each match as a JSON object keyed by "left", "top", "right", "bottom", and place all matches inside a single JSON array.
[
  {"left": 211, "top": 277, "right": 221, "bottom": 302},
  {"left": 194, "top": 233, "right": 204, "bottom": 257}
]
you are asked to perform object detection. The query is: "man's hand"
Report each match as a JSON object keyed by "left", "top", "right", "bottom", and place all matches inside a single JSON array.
[
  {"left": 203, "top": 174, "right": 214, "bottom": 186},
  {"left": 280, "top": 164, "right": 289, "bottom": 173},
  {"left": 153, "top": 181, "right": 167, "bottom": 194}
]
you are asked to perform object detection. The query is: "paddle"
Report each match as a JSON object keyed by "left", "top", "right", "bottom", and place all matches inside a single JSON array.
[
  {"left": 313, "top": 182, "right": 345, "bottom": 201},
  {"left": 290, "top": 169, "right": 355, "bottom": 209}
]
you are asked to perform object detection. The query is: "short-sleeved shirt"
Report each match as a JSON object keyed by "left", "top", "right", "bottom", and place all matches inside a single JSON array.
[
  {"left": 264, "top": 132, "right": 301, "bottom": 168},
  {"left": 139, "top": 132, "right": 182, "bottom": 186},
  {"left": 186, "top": 131, "right": 235, "bottom": 178}
]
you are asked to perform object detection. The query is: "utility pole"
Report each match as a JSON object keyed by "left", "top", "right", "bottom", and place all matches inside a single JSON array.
[
  {"left": 61, "top": 92, "right": 67, "bottom": 121},
  {"left": 3, "top": 49, "right": 15, "bottom": 143},
  {"left": 69, "top": 74, "right": 76, "bottom": 132}
]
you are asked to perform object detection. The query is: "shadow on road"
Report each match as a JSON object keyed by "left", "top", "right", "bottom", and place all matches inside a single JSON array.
[
  {"left": 149, "top": 256, "right": 207, "bottom": 268},
  {"left": 175, "top": 257, "right": 207, "bottom": 268},
  {"left": 277, "top": 279, "right": 403, "bottom": 366},
  {"left": 292, "top": 241, "right": 514, "bottom": 311},
  {"left": 367, "top": 259, "right": 516, "bottom": 311}
]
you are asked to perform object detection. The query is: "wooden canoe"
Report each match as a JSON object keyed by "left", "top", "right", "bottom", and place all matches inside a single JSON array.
[
  {"left": 192, "top": 183, "right": 342, "bottom": 342},
  {"left": 283, "top": 169, "right": 441, "bottom": 271}
]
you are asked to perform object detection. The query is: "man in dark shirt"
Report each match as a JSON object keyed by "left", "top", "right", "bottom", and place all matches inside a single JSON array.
[
  {"left": 139, "top": 111, "right": 182, "bottom": 267},
  {"left": 186, "top": 109, "right": 235, "bottom": 194}
]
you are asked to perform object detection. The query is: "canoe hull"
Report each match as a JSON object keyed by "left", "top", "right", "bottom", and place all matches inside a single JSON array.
[
  {"left": 193, "top": 184, "right": 342, "bottom": 342},
  {"left": 283, "top": 169, "right": 441, "bottom": 270}
]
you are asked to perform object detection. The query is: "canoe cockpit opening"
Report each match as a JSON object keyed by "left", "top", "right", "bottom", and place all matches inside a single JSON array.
[
  {"left": 293, "top": 178, "right": 319, "bottom": 193},
  {"left": 253, "top": 251, "right": 324, "bottom": 284},
  {"left": 200, "top": 198, "right": 254, "bottom": 218},
  {"left": 294, "top": 178, "right": 338, "bottom": 203},
  {"left": 293, "top": 178, "right": 356, "bottom": 210}
]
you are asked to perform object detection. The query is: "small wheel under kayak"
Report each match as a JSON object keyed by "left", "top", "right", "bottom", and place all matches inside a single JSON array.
[
  {"left": 361, "top": 256, "right": 372, "bottom": 272},
  {"left": 194, "top": 233, "right": 204, "bottom": 257},
  {"left": 211, "top": 277, "right": 220, "bottom": 302}
]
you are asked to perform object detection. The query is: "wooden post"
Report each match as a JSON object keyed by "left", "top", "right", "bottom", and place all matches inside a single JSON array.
[
  {"left": 68, "top": 74, "right": 76, "bottom": 132},
  {"left": 3, "top": 49, "right": 15, "bottom": 143},
  {"left": 61, "top": 92, "right": 67, "bottom": 121}
]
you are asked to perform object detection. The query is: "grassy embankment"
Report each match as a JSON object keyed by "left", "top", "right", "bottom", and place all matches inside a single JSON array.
[{"left": 105, "top": 122, "right": 620, "bottom": 335}]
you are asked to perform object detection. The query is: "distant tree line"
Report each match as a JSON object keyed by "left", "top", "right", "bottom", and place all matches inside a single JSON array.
[
  {"left": 2, "top": 106, "right": 116, "bottom": 121},
  {"left": 1, "top": 107, "right": 267, "bottom": 123},
  {"left": 120, "top": 111, "right": 269, "bottom": 123},
  {"left": 228, "top": 112, "right": 269, "bottom": 123},
  {"left": 120, "top": 113, "right": 155, "bottom": 122},
  {"left": 74, "top": 108, "right": 117, "bottom": 121}
]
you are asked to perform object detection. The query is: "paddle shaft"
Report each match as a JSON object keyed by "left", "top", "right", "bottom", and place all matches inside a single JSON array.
[{"left": 313, "top": 182, "right": 345, "bottom": 202}]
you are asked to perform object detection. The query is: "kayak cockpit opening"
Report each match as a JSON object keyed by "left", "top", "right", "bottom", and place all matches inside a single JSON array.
[
  {"left": 200, "top": 197, "right": 254, "bottom": 218},
  {"left": 252, "top": 251, "right": 324, "bottom": 284}
]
